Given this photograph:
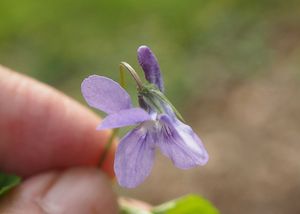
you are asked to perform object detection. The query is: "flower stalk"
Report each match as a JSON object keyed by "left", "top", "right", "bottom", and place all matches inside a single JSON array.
[
  {"left": 98, "top": 128, "right": 119, "bottom": 167},
  {"left": 98, "top": 62, "right": 136, "bottom": 167},
  {"left": 120, "top": 62, "right": 143, "bottom": 91}
]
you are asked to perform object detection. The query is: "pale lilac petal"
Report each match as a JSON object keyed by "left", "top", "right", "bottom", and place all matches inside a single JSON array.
[
  {"left": 114, "top": 126, "right": 155, "bottom": 188},
  {"left": 137, "top": 45, "right": 164, "bottom": 91},
  {"left": 97, "top": 108, "right": 151, "bottom": 130},
  {"left": 81, "top": 75, "right": 132, "bottom": 114},
  {"left": 158, "top": 115, "right": 209, "bottom": 169}
]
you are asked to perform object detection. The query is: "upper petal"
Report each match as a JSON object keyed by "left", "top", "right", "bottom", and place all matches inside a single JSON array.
[
  {"left": 81, "top": 75, "right": 132, "bottom": 114},
  {"left": 97, "top": 108, "right": 151, "bottom": 130},
  {"left": 137, "top": 46, "right": 164, "bottom": 92},
  {"left": 114, "top": 125, "right": 155, "bottom": 188},
  {"left": 158, "top": 115, "right": 209, "bottom": 169}
]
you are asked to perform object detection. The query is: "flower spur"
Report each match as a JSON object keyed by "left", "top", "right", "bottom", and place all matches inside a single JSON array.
[{"left": 81, "top": 46, "right": 208, "bottom": 188}]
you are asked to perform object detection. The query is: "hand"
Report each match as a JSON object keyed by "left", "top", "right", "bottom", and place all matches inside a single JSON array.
[{"left": 0, "top": 65, "right": 118, "bottom": 213}]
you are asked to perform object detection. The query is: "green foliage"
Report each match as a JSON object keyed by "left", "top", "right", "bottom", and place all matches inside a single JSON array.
[
  {"left": 152, "top": 195, "right": 219, "bottom": 214},
  {"left": 120, "top": 194, "right": 219, "bottom": 214},
  {"left": 0, "top": 0, "right": 299, "bottom": 110},
  {"left": 1, "top": 0, "right": 298, "bottom": 106},
  {"left": 0, "top": 172, "right": 21, "bottom": 196}
]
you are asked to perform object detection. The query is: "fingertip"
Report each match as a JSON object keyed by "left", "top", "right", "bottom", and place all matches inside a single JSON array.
[
  {"left": 0, "top": 168, "right": 119, "bottom": 214},
  {"left": 39, "top": 168, "right": 118, "bottom": 214}
]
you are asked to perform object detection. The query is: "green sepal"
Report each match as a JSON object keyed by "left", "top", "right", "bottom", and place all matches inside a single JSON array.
[
  {"left": 140, "top": 84, "right": 185, "bottom": 122},
  {"left": 0, "top": 172, "right": 21, "bottom": 196}
]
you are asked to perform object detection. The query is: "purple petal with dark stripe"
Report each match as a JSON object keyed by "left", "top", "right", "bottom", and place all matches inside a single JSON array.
[
  {"left": 158, "top": 115, "right": 209, "bottom": 169},
  {"left": 114, "top": 125, "right": 156, "bottom": 188}
]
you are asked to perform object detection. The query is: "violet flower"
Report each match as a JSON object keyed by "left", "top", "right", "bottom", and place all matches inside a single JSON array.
[{"left": 81, "top": 46, "right": 208, "bottom": 188}]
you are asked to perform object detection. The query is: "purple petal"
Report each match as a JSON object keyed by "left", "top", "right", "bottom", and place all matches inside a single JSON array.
[
  {"left": 137, "top": 45, "right": 164, "bottom": 91},
  {"left": 97, "top": 108, "right": 151, "bottom": 130},
  {"left": 114, "top": 126, "right": 155, "bottom": 188},
  {"left": 158, "top": 115, "right": 209, "bottom": 169},
  {"left": 81, "top": 75, "right": 132, "bottom": 114}
]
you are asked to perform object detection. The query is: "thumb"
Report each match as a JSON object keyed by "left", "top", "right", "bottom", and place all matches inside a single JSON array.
[{"left": 0, "top": 168, "right": 118, "bottom": 214}]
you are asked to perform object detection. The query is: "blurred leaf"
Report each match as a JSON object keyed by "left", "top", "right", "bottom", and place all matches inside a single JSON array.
[
  {"left": 120, "top": 194, "right": 219, "bottom": 214},
  {"left": 152, "top": 194, "right": 219, "bottom": 214},
  {"left": 0, "top": 172, "right": 21, "bottom": 196}
]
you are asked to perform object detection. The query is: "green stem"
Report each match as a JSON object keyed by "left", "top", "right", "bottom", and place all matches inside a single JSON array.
[
  {"left": 98, "top": 62, "right": 142, "bottom": 167},
  {"left": 119, "top": 62, "right": 143, "bottom": 91},
  {"left": 98, "top": 128, "right": 119, "bottom": 167}
]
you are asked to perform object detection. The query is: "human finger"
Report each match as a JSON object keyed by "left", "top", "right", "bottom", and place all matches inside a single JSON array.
[{"left": 0, "top": 65, "right": 115, "bottom": 177}]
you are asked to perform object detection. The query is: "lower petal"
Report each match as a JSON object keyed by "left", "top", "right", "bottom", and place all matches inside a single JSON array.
[
  {"left": 114, "top": 125, "right": 155, "bottom": 188},
  {"left": 158, "top": 115, "right": 209, "bottom": 169}
]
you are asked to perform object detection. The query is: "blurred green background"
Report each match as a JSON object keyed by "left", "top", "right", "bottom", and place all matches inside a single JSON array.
[
  {"left": 1, "top": 0, "right": 300, "bottom": 213},
  {"left": 3, "top": 0, "right": 299, "bottom": 104}
]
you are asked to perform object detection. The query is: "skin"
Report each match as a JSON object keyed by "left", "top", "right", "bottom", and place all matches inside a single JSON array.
[{"left": 0, "top": 65, "right": 118, "bottom": 213}]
